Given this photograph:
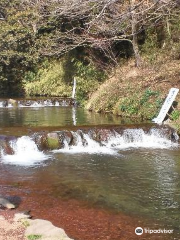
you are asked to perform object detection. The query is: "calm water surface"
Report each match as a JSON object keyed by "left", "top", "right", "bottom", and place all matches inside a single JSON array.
[{"left": 0, "top": 106, "right": 131, "bottom": 127}]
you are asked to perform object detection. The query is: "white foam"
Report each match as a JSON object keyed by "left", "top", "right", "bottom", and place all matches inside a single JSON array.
[
  {"left": 1, "top": 129, "right": 178, "bottom": 163},
  {"left": 54, "top": 133, "right": 117, "bottom": 155},
  {"left": 0, "top": 101, "right": 13, "bottom": 108},
  {"left": 0, "top": 100, "right": 63, "bottom": 108},
  {"left": 19, "top": 101, "right": 55, "bottom": 108},
  {"left": 53, "top": 129, "right": 178, "bottom": 155},
  {"left": 1, "top": 136, "right": 48, "bottom": 166},
  {"left": 105, "top": 129, "right": 178, "bottom": 150}
]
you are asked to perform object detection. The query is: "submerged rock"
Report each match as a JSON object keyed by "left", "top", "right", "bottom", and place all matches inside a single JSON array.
[{"left": 0, "top": 196, "right": 16, "bottom": 209}]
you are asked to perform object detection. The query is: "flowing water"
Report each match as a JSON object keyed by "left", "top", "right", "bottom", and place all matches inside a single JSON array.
[{"left": 0, "top": 104, "right": 180, "bottom": 239}]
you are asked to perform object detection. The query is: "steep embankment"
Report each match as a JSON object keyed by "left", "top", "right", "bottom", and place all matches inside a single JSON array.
[{"left": 87, "top": 56, "right": 180, "bottom": 121}]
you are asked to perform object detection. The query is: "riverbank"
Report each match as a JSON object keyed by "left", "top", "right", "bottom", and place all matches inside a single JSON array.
[
  {"left": 87, "top": 55, "right": 180, "bottom": 122},
  {"left": 0, "top": 204, "right": 169, "bottom": 240},
  {"left": 0, "top": 177, "right": 176, "bottom": 240},
  {"left": 0, "top": 212, "right": 25, "bottom": 240},
  {"left": 0, "top": 209, "right": 73, "bottom": 240},
  {"left": 0, "top": 206, "right": 138, "bottom": 240}
]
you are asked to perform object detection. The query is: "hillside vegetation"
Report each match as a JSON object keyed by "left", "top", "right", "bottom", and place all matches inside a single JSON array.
[
  {"left": 87, "top": 51, "right": 180, "bottom": 120},
  {"left": 87, "top": 11, "right": 180, "bottom": 120}
]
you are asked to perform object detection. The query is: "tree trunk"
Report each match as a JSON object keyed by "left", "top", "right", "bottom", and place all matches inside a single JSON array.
[{"left": 130, "top": 0, "right": 142, "bottom": 67}]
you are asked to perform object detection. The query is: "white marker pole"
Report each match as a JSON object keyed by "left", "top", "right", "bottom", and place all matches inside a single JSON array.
[
  {"left": 152, "top": 88, "right": 179, "bottom": 124},
  {"left": 72, "top": 77, "right": 76, "bottom": 99}
]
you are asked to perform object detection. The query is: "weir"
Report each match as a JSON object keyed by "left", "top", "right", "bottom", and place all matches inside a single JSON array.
[
  {"left": 0, "top": 98, "right": 76, "bottom": 108},
  {"left": 0, "top": 126, "right": 178, "bottom": 166}
]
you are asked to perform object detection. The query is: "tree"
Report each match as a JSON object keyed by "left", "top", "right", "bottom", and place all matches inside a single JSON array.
[
  {"left": 31, "top": 0, "right": 178, "bottom": 66},
  {"left": 0, "top": 0, "right": 179, "bottom": 95},
  {"left": 0, "top": 0, "right": 42, "bottom": 95}
]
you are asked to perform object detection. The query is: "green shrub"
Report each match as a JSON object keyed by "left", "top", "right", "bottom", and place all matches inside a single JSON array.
[
  {"left": 24, "top": 60, "right": 72, "bottom": 97},
  {"left": 170, "top": 110, "right": 180, "bottom": 121},
  {"left": 24, "top": 57, "right": 106, "bottom": 105},
  {"left": 74, "top": 61, "right": 106, "bottom": 105},
  {"left": 27, "top": 235, "right": 42, "bottom": 240},
  {"left": 118, "top": 88, "right": 163, "bottom": 120}
]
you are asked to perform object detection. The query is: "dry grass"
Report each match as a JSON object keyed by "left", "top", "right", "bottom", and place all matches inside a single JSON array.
[{"left": 86, "top": 55, "right": 180, "bottom": 119}]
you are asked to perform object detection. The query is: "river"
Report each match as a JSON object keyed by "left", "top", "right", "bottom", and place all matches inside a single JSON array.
[{"left": 0, "top": 103, "right": 179, "bottom": 240}]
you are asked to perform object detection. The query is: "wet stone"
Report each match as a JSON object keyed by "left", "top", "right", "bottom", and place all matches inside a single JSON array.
[
  {"left": 92, "top": 129, "right": 114, "bottom": 142},
  {"left": 63, "top": 131, "right": 73, "bottom": 145},
  {"left": 0, "top": 138, "right": 15, "bottom": 155},
  {"left": 0, "top": 196, "right": 16, "bottom": 209},
  {"left": 2, "top": 100, "right": 8, "bottom": 107},
  {"left": 34, "top": 133, "right": 49, "bottom": 151},
  {"left": 71, "top": 130, "right": 87, "bottom": 146},
  {"left": 47, "top": 132, "right": 60, "bottom": 150}
]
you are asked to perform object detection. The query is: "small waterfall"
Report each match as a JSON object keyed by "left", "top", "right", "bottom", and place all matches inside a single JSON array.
[
  {"left": 53, "top": 127, "right": 179, "bottom": 154},
  {"left": 0, "top": 98, "right": 75, "bottom": 108},
  {"left": 105, "top": 128, "right": 178, "bottom": 149},
  {"left": 0, "top": 127, "right": 178, "bottom": 166},
  {"left": 1, "top": 136, "right": 48, "bottom": 166},
  {"left": 54, "top": 131, "right": 117, "bottom": 154}
]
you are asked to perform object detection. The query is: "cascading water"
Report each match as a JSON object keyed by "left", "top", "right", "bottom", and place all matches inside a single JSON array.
[
  {"left": 0, "top": 125, "right": 180, "bottom": 238},
  {"left": 53, "top": 128, "right": 179, "bottom": 154},
  {"left": 0, "top": 127, "right": 178, "bottom": 166},
  {"left": 1, "top": 136, "right": 48, "bottom": 166},
  {"left": 0, "top": 98, "right": 74, "bottom": 108}
]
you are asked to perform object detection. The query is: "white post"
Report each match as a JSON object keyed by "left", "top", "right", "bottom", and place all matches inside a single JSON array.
[
  {"left": 152, "top": 88, "right": 179, "bottom": 124},
  {"left": 72, "top": 77, "right": 76, "bottom": 99}
]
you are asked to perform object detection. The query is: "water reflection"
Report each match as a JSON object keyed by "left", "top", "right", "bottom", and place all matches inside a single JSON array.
[
  {"left": 0, "top": 107, "right": 133, "bottom": 127},
  {"left": 72, "top": 107, "right": 77, "bottom": 126},
  {"left": 153, "top": 151, "right": 178, "bottom": 209}
]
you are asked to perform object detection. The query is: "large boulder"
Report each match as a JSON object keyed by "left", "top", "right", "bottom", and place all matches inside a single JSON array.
[
  {"left": 47, "top": 132, "right": 61, "bottom": 150},
  {"left": 35, "top": 132, "right": 65, "bottom": 150},
  {"left": 25, "top": 219, "right": 73, "bottom": 240}
]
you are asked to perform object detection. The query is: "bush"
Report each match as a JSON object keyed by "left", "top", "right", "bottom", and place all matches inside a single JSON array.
[
  {"left": 74, "top": 60, "right": 106, "bottom": 105},
  {"left": 118, "top": 88, "right": 163, "bottom": 120},
  {"left": 24, "top": 60, "right": 72, "bottom": 97},
  {"left": 24, "top": 57, "right": 106, "bottom": 105}
]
